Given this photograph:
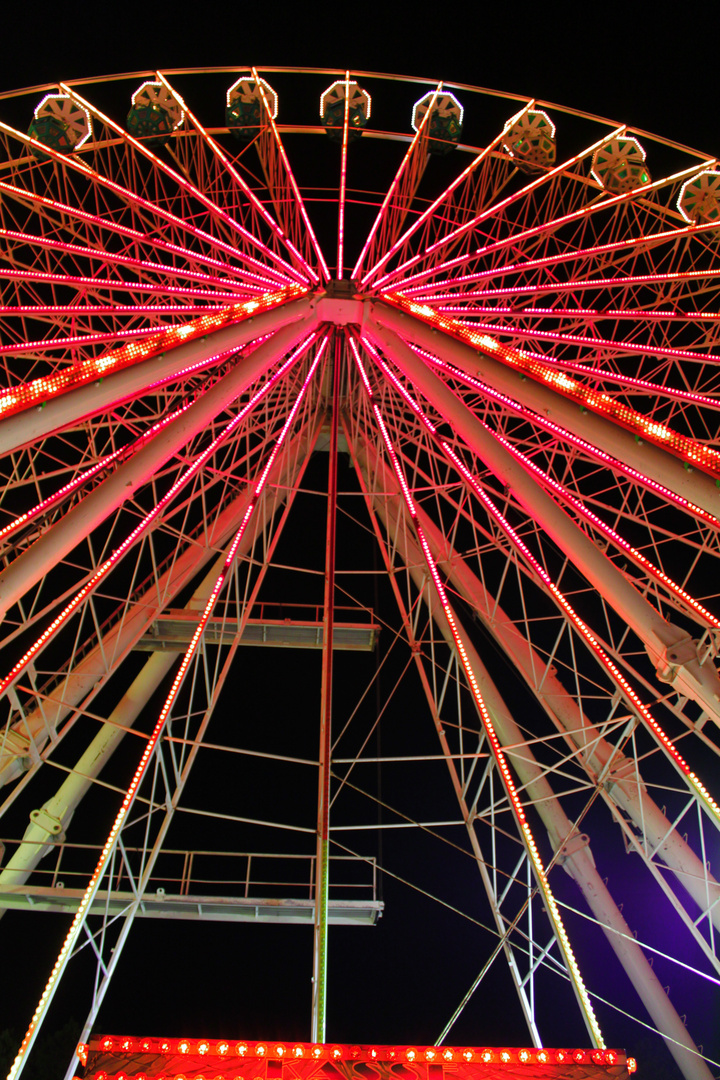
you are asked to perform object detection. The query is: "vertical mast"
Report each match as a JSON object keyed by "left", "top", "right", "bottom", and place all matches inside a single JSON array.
[{"left": 311, "top": 331, "right": 341, "bottom": 1041}]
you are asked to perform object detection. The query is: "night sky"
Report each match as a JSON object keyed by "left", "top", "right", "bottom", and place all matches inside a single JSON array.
[{"left": 1, "top": 3, "right": 719, "bottom": 1079}]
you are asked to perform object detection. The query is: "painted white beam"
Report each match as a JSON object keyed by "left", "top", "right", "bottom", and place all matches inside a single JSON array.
[
  {"left": 365, "top": 311, "right": 720, "bottom": 728},
  {"left": 368, "top": 299, "right": 720, "bottom": 521},
  {"left": 356, "top": 441, "right": 713, "bottom": 1080},
  {"left": 0, "top": 313, "right": 318, "bottom": 622},
  {"left": 0, "top": 428, "right": 315, "bottom": 789},
  {"left": 0, "top": 294, "right": 316, "bottom": 454}
]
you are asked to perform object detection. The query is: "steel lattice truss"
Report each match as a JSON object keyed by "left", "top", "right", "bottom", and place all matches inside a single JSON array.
[{"left": 0, "top": 67, "right": 719, "bottom": 1080}]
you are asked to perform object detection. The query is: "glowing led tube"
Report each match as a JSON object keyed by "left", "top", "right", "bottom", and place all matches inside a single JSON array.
[
  {"left": 247, "top": 67, "right": 329, "bottom": 282},
  {"left": 60, "top": 84, "right": 310, "bottom": 288},
  {"left": 0, "top": 285, "right": 307, "bottom": 423},
  {"left": 352, "top": 335, "right": 605, "bottom": 1048},
  {"left": 6, "top": 334, "right": 329, "bottom": 1080},
  {"left": 351, "top": 83, "right": 442, "bottom": 282},
  {"left": 372, "top": 174, "right": 705, "bottom": 295},
  {"left": 382, "top": 295, "right": 720, "bottom": 478},
  {"left": 0, "top": 226, "right": 259, "bottom": 292},
  {"left": 362, "top": 332, "right": 720, "bottom": 828},
  {"left": 359, "top": 120, "right": 517, "bottom": 287},
  {"left": 336, "top": 72, "right": 351, "bottom": 281},
  {"left": 488, "top": 430, "right": 720, "bottom": 633},
  {"left": 412, "top": 342, "right": 720, "bottom": 530},
  {"left": 0, "top": 403, "right": 190, "bottom": 546},
  {"left": 443, "top": 439, "right": 720, "bottom": 824},
  {"left": 0, "top": 331, "right": 320, "bottom": 699}
]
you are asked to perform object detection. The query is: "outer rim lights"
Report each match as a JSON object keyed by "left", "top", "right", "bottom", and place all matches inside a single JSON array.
[
  {"left": 627, "top": 1057, "right": 638, "bottom": 1074},
  {"left": 76, "top": 1044, "right": 88, "bottom": 1066},
  {"left": 274, "top": 1045, "right": 286, "bottom": 1057},
  {"left": 292, "top": 1047, "right": 304, "bottom": 1058},
  {"left": 405, "top": 1049, "right": 417, "bottom": 1061},
  {"left": 536, "top": 1050, "right": 549, "bottom": 1064},
  {"left": 504, "top": 105, "right": 556, "bottom": 141},
  {"left": 178, "top": 1041, "right": 191, "bottom": 1055},
  {"left": 319, "top": 80, "right": 372, "bottom": 122},
  {"left": 572, "top": 1050, "right": 586, "bottom": 1063},
  {"left": 411, "top": 90, "right": 464, "bottom": 133},
  {"left": 591, "top": 135, "right": 648, "bottom": 190},
  {"left": 198, "top": 1042, "right": 210, "bottom": 1056},
  {"left": 226, "top": 76, "right": 279, "bottom": 120},
  {"left": 677, "top": 169, "right": 720, "bottom": 224},
  {"left": 131, "top": 81, "right": 185, "bottom": 130},
  {"left": 479, "top": 1050, "right": 493, "bottom": 1063},
  {"left": 442, "top": 1049, "right": 454, "bottom": 1061},
  {"left": 236, "top": 1044, "right": 248, "bottom": 1057},
  {"left": 217, "top": 1044, "right": 230, "bottom": 1057},
  {"left": 311, "top": 1046, "right": 323, "bottom": 1058},
  {"left": 256, "top": 1045, "right": 267, "bottom": 1057},
  {"left": 462, "top": 1049, "right": 474, "bottom": 1061},
  {"left": 33, "top": 93, "right": 93, "bottom": 149},
  {"left": 518, "top": 1050, "right": 531, "bottom": 1063}
]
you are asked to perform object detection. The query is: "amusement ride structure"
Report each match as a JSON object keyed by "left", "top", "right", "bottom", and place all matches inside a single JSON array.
[{"left": 0, "top": 67, "right": 719, "bottom": 1080}]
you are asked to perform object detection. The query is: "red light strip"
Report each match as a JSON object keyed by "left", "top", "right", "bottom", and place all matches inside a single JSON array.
[
  {"left": 383, "top": 295, "right": 720, "bottom": 477},
  {"left": 371, "top": 124, "right": 634, "bottom": 291},
  {"left": 350, "top": 83, "right": 442, "bottom": 282},
  {"left": 0, "top": 305, "right": 226, "bottom": 316},
  {"left": 362, "top": 331, "right": 720, "bottom": 828},
  {"left": 393, "top": 216, "right": 720, "bottom": 298},
  {"left": 87, "top": 1037, "right": 625, "bottom": 1067},
  {"left": 0, "top": 266, "right": 247, "bottom": 302},
  {"left": 430, "top": 314, "right": 720, "bottom": 374},
  {"left": 59, "top": 84, "right": 309, "bottom": 288},
  {"left": 0, "top": 265, "right": 248, "bottom": 302},
  {"left": 0, "top": 323, "right": 226, "bottom": 358},
  {"left": 6, "top": 336, "right": 328, "bottom": 1080},
  {"left": 0, "top": 286, "right": 306, "bottom": 422},
  {"left": 367, "top": 336, "right": 720, "bottom": 825},
  {"left": 0, "top": 403, "right": 189, "bottom": 545},
  {"left": 373, "top": 145, "right": 701, "bottom": 293},
  {"left": 0, "top": 177, "right": 288, "bottom": 292},
  {"left": 0, "top": 226, "right": 260, "bottom": 294},
  {"left": 491, "top": 432, "right": 720, "bottom": 633},
  {"left": 412, "top": 329, "right": 720, "bottom": 413},
  {"left": 4, "top": 117, "right": 299, "bottom": 291},
  {"left": 0, "top": 331, "right": 319, "bottom": 699},
  {"left": 435, "top": 302, "right": 720, "bottom": 324},
  {"left": 413, "top": 342, "right": 720, "bottom": 529},
  {"left": 409, "top": 263, "right": 720, "bottom": 301},
  {"left": 358, "top": 114, "right": 529, "bottom": 288},
  {"left": 152, "top": 73, "right": 320, "bottom": 285},
  {"left": 515, "top": 349, "right": 719, "bottom": 412},
  {"left": 444, "top": 438, "right": 720, "bottom": 822},
  {"left": 336, "top": 71, "right": 351, "bottom": 281},
  {"left": 249, "top": 67, "right": 330, "bottom": 282},
  {"left": 351, "top": 334, "right": 605, "bottom": 1048},
  {"left": 358, "top": 130, "right": 526, "bottom": 287}
]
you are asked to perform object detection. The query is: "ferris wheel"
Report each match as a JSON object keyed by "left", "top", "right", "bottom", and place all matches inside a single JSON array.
[{"left": 0, "top": 67, "right": 719, "bottom": 1080}]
